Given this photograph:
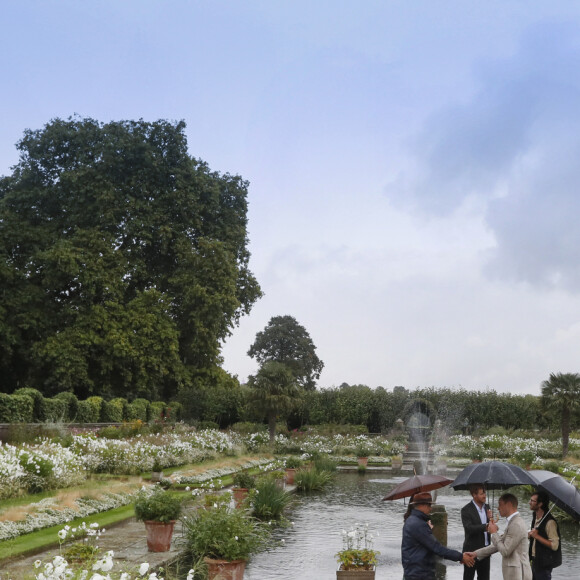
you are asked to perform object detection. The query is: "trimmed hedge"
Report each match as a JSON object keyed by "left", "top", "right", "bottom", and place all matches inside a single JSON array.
[
  {"left": 0, "top": 393, "right": 34, "bottom": 422},
  {"left": 53, "top": 392, "right": 79, "bottom": 421},
  {"left": 43, "top": 398, "right": 68, "bottom": 422},
  {"left": 12, "top": 388, "right": 45, "bottom": 421},
  {"left": 102, "top": 398, "right": 126, "bottom": 422},
  {"left": 127, "top": 398, "right": 150, "bottom": 422}
]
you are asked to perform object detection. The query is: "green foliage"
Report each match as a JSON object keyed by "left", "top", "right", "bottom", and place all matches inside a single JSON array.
[
  {"left": 313, "top": 454, "right": 338, "bottom": 472},
  {"left": 127, "top": 398, "right": 150, "bottom": 422},
  {"left": 0, "top": 393, "right": 34, "bottom": 422},
  {"left": 0, "top": 117, "right": 261, "bottom": 398},
  {"left": 76, "top": 399, "right": 100, "bottom": 423},
  {"left": 12, "top": 388, "right": 45, "bottom": 421},
  {"left": 182, "top": 503, "right": 269, "bottom": 561},
  {"left": 86, "top": 397, "right": 104, "bottom": 421},
  {"left": 43, "top": 397, "right": 68, "bottom": 422},
  {"left": 247, "top": 315, "right": 323, "bottom": 390},
  {"left": 541, "top": 372, "right": 580, "bottom": 457},
  {"left": 284, "top": 456, "right": 304, "bottom": 469},
  {"left": 247, "top": 360, "right": 301, "bottom": 443},
  {"left": 134, "top": 488, "right": 182, "bottom": 523},
  {"left": 150, "top": 401, "right": 166, "bottom": 421},
  {"left": 336, "top": 523, "right": 379, "bottom": 571},
  {"left": 251, "top": 478, "right": 292, "bottom": 520},
  {"left": 233, "top": 471, "right": 256, "bottom": 489},
  {"left": 53, "top": 392, "right": 79, "bottom": 421},
  {"left": 294, "top": 467, "right": 333, "bottom": 491},
  {"left": 229, "top": 422, "right": 268, "bottom": 435},
  {"left": 101, "top": 398, "right": 127, "bottom": 422}
]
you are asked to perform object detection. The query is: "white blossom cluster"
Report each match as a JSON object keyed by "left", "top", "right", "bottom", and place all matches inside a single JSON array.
[
  {"left": 272, "top": 432, "right": 392, "bottom": 457},
  {"left": 176, "top": 457, "right": 273, "bottom": 485},
  {"left": 0, "top": 440, "right": 85, "bottom": 499}
]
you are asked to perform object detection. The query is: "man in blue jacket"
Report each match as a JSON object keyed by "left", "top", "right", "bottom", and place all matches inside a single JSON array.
[{"left": 402, "top": 492, "right": 475, "bottom": 580}]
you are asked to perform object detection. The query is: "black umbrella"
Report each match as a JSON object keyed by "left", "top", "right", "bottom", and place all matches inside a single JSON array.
[
  {"left": 529, "top": 470, "right": 580, "bottom": 522},
  {"left": 451, "top": 461, "right": 537, "bottom": 491}
]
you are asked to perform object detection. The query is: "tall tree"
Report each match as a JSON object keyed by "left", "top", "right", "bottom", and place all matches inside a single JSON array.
[
  {"left": 247, "top": 361, "right": 300, "bottom": 443},
  {"left": 247, "top": 315, "right": 324, "bottom": 390},
  {"left": 541, "top": 372, "right": 580, "bottom": 457},
  {"left": 0, "top": 117, "right": 262, "bottom": 398}
]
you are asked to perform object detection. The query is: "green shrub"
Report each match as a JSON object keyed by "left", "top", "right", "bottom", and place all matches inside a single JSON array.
[
  {"left": 230, "top": 422, "right": 268, "bottom": 435},
  {"left": 86, "top": 396, "right": 104, "bottom": 421},
  {"left": 76, "top": 399, "right": 100, "bottom": 423},
  {"left": 284, "top": 456, "right": 304, "bottom": 469},
  {"left": 167, "top": 401, "right": 183, "bottom": 422},
  {"left": 0, "top": 393, "right": 34, "bottom": 423},
  {"left": 134, "top": 488, "right": 183, "bottom": 523},
  {"left": 294, "top": 467, "right": 333, "bottom": 491},
  {"left": 196, "top": 420, "right": 220, "bottom": 430},
  {"left": 251, "top": 479, "right": 292, "bottom": 520},
  {"left": 13, "top": 388, "right": 45, "bottom": 421},
  {"left": 313, "top": 454, "right": 338, "bottom": 472},
  {"left": 53, "top": 392, "right": 79, "bottom": 421},
  {"left": 150, "top": 401, "right": 166, "bottom": 421},
  {"left": 43, "top": 398, "right": 68, "bottom": 422},
  {"left": 182, "top": 504, "right": 269, "bottom": 561},
  {"left": 233, "top": 471, "right": 256, "bottom": 489},
  {"left": 127, "top": 398, "right": 150, "bottom": 422},
  {"left": 101, "top": 398, "right": 126, "bottom": 422}
]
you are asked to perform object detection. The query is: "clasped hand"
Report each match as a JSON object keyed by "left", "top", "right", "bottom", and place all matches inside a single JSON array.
[{"left": 462, "top": 553, "right": 476, "bottom": 567}]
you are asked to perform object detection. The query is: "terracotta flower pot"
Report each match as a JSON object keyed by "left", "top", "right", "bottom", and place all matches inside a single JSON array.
[
  {"left": 232, "top": 487, "right": 248, "bottom": 509},
  {"left": 144, "top": 520, "right": 175, "bottom": 552},
  {"left": 285, "top": 467, "right": 297, "bottom": 485},
  {"left": 357, "top": 457, "right": 368, "bottom": 467},
  {"left": 204, "top": 557, "right": 246, "bottom": 580},
  {"left": 336, "top": 565, "right": 376, "bottom": 579}
]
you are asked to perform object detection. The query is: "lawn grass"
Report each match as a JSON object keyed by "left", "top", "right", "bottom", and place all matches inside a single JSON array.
[{"left": 0, "top": 504, "right": 135, "bottom": 562}]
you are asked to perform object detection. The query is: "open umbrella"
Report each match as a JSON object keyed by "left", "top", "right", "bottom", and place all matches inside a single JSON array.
[
  {"left": 451, "top": 461, "right": 537, "bottom": 491},
  {"left": 382, "top": 474, "right": 453, "bottom": 501},
  {"left": 529, "top": 470, "right": 580, "bottom": 522}
]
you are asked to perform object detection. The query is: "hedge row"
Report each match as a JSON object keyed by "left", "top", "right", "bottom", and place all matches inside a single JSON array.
[{"left": 0, "top": 388, "right": 183, "bottom": 424}]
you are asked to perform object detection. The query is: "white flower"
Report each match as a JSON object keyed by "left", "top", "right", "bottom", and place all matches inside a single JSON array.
[
  {"left": 34, "top": 559, "right": 42, "bottom": 568},
  {"left": 186, "top": 569, "right": 195, "bottom": 580},
  {"left": 139, "top": 563, "right": 150, "bottom": 576},
  {"left": 120, "top": 574, "right": 130, "bottom": 580}
]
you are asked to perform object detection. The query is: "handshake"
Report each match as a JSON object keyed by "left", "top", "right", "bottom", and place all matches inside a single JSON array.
[{"left": 461, "top": 553, "right": 476, "bottom": 567}]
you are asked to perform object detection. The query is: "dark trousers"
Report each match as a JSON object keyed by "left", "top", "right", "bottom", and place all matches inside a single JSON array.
[
  {"left": 532, "top": 562, "right": 553, "bottom": 580},
  {"left": 463, "top": 555, "right": 490, "bottom": 580}
]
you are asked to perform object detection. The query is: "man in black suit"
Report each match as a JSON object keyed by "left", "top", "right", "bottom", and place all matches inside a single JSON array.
[{"left": 461, "top": 484, "right": 492, "bottom": 580}]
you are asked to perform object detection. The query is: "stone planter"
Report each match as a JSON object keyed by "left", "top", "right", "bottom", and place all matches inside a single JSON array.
[
  {"left": 391, "top": 458, "right": 403, "bottom": 469},
  {"left": 150, "top": 471, "right": 163, "bottom": 482},
  {"left": 204, "top": 557, "right": 246, "bottom": 580},
  {"left": 357, "top": 457, "right": 368, "bottom": 467},
  {"left": 285, "top": 467, "right": 297, "bottom": 485},
  {"left": 144, "top": 520, "right": 175, "bottom": 552},
  {"left": 336, "top": 565, "right": 376, "bottom": 579},
  {"left": 232, "top": 487, "right": 248, "bottom": 509}
]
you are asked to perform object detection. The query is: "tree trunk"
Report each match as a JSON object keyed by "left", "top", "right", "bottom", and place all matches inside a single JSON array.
[{"left": 562, "top": 406, "right": 570, "bottom": 457}]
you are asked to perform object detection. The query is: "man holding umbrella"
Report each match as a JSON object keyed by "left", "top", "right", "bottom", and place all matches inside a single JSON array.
[
  {"left": 528, "top": 491, "right": 561, "bottom": 580},
  {"left": 402, "top": 491, "right": 475, "bottom": 580}
]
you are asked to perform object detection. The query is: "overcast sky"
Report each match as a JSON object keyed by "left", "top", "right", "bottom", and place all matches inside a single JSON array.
[{"left": 2, "top": 1, "right": 580, "bottom": 396}]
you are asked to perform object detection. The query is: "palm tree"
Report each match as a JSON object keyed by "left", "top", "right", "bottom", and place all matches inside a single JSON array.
[
  {"left": 247, "top": 361, "right": 301, "bottom": 444},
  {"left": 541, "top": 372, "right": 580, "bottom": 457}
]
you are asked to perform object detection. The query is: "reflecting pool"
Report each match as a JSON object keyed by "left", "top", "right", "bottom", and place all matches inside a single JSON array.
[{"left": 245, "top": 470, "right": 579, "bottom": 579}]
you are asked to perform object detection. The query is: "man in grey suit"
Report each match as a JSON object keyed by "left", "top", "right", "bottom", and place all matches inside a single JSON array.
[{"left": 468, "top": 493, "right": 532, "bottom": 580}]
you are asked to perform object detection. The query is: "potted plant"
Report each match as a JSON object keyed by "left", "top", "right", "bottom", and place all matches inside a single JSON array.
[
  {"left": 151, "top": 458, "right": 164, "bottom": 482},
  {"left": 355, "top": 443, "right": 372, "bottom": 467},
  {"left": 232, "top": 471, "right": 255, "bottom": 508},
  {"left": 391, "top": 454, "right": 403, "bottom": 470},
  {"left": 134, "top": 487, "right": 182, "bottom": 552},
  {"left": 182, "top": 503, "right": 269, "bottom": 580},
  {"left": 469, "top": 445, "right": 485, "bottom": 463},
  {"left": 284, "top": 456, "right": 303, "bottom": 485},
  {"left": 336, "top": 523, "right": 379, "bottom": 579},
  {"left": 204, "top": 492, "right": 231, "bottom": 509}
]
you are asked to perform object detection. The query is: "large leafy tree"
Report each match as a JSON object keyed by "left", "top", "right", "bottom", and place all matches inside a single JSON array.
[
  {"left": 247, "top": 315, "right": 324, "bottom": 390},
  {"left": 0, "top": 117, "right": 261, "bottom": 399},
  {"left": 247, "top": 361, "right": 300, "bottom": 443},
  {"left": 541, "top": 372, "right": 580, "bottom": 457}
]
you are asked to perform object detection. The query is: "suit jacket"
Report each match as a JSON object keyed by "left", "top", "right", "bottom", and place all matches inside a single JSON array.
[
  {"left": 462, "top": 500, "right": 491, "bottom": 551},
  {"left": 475, "top": 513, "right": 532, "bottom": 580}
]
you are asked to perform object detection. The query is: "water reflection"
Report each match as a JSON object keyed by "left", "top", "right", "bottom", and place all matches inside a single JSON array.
[{"left": 245, "top": 471, "right": 579, "bottom": 579}]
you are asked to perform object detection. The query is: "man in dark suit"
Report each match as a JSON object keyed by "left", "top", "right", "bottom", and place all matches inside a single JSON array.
[{"left": 462, "top": 484, "right": 492, "bottom": 580}]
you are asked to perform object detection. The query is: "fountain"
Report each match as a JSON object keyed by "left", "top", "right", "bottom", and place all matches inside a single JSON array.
[{"left": 402, "top": 401, "right": 434, "bottom": 473}]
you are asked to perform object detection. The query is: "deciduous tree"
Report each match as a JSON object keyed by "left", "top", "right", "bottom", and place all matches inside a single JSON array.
[
  {"left": 247, "top": 315, "right": 323, "bottom": 390},
  {"left": 0, "top": 117, "right": 261, "bottom": 399}
]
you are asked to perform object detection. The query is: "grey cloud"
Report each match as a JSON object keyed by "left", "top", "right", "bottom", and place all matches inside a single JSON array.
[{"left": 392, "top": 22, "right": 580, "bottom": 290}]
